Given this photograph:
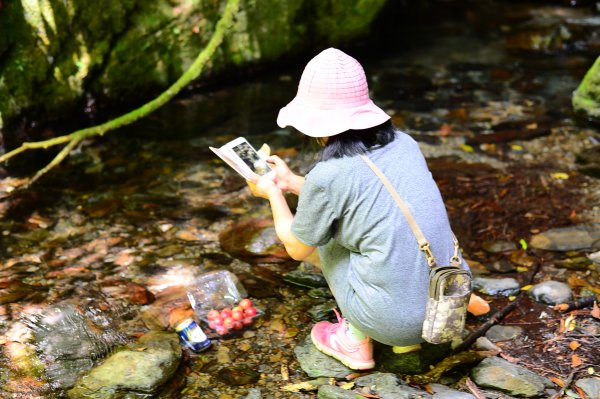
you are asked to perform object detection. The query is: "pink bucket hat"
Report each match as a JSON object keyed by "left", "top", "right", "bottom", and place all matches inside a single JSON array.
[{"left": 277, "top": 48, "right": 390, "bottom": 138}]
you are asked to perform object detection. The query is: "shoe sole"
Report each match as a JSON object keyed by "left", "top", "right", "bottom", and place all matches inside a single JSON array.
[{"left": 310, "top": 329, "right": 375, "bottom": 370}]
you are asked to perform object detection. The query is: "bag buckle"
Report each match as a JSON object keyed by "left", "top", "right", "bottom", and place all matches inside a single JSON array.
[{"left": 419, "top": 242, "right": 437, "bottom": 267}]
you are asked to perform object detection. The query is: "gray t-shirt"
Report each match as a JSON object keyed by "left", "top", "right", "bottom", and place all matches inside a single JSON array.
[{"left": 291, "top": 131, "right": 469, "bottom": 346}]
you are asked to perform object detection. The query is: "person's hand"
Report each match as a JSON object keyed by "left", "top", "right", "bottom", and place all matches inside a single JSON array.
[
  {"left": 247, "top": 174, "right": 279, "bottom": 200},
  {"left": 267, "top": 155, "right": 298, "bottom": 192}
]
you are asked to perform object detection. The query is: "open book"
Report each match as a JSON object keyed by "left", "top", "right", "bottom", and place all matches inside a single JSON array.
[{"left": 209, "top": 137, "right": 273, "bottom": 181}]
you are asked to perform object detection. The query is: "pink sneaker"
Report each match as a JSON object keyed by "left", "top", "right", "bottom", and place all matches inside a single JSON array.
[{"left": 310, "top": 309, "right": 374, "bottom": 370}]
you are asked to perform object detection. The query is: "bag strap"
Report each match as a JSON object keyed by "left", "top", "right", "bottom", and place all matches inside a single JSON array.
[{"left": 360, "top": 154, "right": 461, "bottom": 268}]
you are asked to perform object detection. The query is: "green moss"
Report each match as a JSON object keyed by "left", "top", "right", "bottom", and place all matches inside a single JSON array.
[
  {"left": 0, "top": 0, "right": 387, "bottom": 138},
  {"left": 573, "top": 55, "right": 600, "bottom": 119}
]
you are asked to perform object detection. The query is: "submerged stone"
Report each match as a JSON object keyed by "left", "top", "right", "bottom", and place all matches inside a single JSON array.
[
  {"left": 283, "top": 269, "right": 328, "bottom": 289},
  {"left": 528, "top": 281, "right": 572, "bottom": 305},
  {"left": 471, "top": 357, "right": 553, "bottom": 397},
  {"left": 217, "top": 365, "right": 260, "bottom": 386},
  {"left": 219, "top": 219, "right": 291, "bottom": 264},
  {"left": 306, "top": 301, "right": 337, "bottom": 322},
  {"left": 27, "top": 302, "right": 129, "bottom": 390}
]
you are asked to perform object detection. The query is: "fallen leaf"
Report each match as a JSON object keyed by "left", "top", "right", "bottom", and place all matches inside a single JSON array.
[
  {"left": 591, "top": 302, "right": 599, "bottom": 319},
  {"left": 460, "top": 144, "right": 474, "bottom": 153},
  {"left": 339, "top": 381, "right": 354, "bottom": 390},
  {"left": 519, "top": 239, "right": 528, "bottom": 250},
  {"left": 549, "top": 376, "right": 565, "bottom": 387},
  {"left": 520, "top": 285, "right": 533, "bottom": 291},
  {"left": 571, "top": 354, "right": 583, "bottom": 367},
  {"left": 574, "top": 385, "right": 588, "bottom": 399},
  {"left": 280, "top": 362, "right": 289, "bottom": 381},
  {"left": 136, "top": 347, "right": 147, "bottom": 352},
  {"left": 499, "top": 352, "right": 519, "bottom": 363},
  {"left": 569, "top": 341, "right": 581, "bottom": 351},
  {"left": 551, "top": 172, "right": 569, "bottom": 180}
]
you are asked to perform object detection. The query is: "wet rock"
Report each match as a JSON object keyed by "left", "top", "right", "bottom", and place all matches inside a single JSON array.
[
  {"left": 472, "top": 277, "right": 521, "bottom": 296},
  {"left": 576, "top": 145, "right": 600, "bottom": 178},
  {"left": 574, "top": 377, "right": 600, "bottom": 399},
  {"left": 68, "top": 331, "right": 181, "bottom": 398},
  {"left": 485, "top": 325, "right": 523, "bottom": 342},
  {"left": 528, "top": 281, "right": 572, "bottom": 305},
  {"left": 100, "top": 279, "right": 155, "bottom": 305},
  {"left": 293, "top": 335, "right": 353, "bottom": 378},
  {"left": 307, "top": 301, "right": 337, "bottom": 322},
  {"left": 555, "top": 256, "right": 596, "bottom": 271},
  {"left": 485, "top": 258, "right": 516, "bottom": 273},
  {"left": 375, "top": 342, "right": 451, "bottom": 375},
  {"left": 354, "top": 373, "right": 432, "bottom": 398},
  {"left": 318, "top": 384, "right": 362, "bottom": 399},
  {"left": 470, "top": 357, "right": 554, "bottom": 397},
  {"left": 27, "top": 302, "right": 129, "bottom": 390},
  {"left": 529, "top": 224, "right": 600, "bottom": 251},
  {"left": 217, "top": 365, "right": 260, "bottom": 386},
  {"left": 474, "top": 337, "right": 502, "bottom": 352},
  {"left": 283, "top": 269, "right": 328, "bottom": 289},
  {"left": 219, "top": 219, "right": 292, "bottom": 264},
  {"left": 429, "top": 383, "right": 475, "bottom": 399},
  {"left": 307, "top": 287, "right": 334, "bottom": 299},
  {"left": 482, "top": 240, "right": 517, "bottom": 254}
]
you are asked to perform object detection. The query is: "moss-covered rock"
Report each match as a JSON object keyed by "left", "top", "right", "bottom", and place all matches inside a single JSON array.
[
  {"left": 0, "top": 0, "right": 388, "bottom": 142},
  {"left": 573, "top": 55, "right": 600, "bottom": 121}
]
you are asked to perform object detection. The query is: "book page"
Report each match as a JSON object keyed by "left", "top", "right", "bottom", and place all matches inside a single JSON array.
[{"left": 209, "top": 146, "right": 257, "bottom": 180}]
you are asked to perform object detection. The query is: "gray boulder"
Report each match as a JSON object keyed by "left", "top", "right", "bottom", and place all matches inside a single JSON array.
[
  {"left": 68, "top": 331, "right": 181, "bottom": 399},
  {"left": 471, "top": 357, "right": 554, "bottom": 397}
]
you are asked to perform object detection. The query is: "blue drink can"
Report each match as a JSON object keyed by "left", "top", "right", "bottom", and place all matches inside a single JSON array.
[{"left": 175, "top": 318, "right": 211, "bottom": 352}]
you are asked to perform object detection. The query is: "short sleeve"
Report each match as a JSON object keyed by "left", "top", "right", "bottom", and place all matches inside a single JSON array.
[{"left": 291, "top": 176, "right": 337, "bottom": 247}]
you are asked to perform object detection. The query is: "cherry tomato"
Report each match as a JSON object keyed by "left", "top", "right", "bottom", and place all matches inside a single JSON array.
[
  {"left": 239, "top": 298, "right": 253, "bottom": 309},
  {"left": 231, "top": 310, "right": 244, "bottom": 321},
  {"left": 232, "top": 306, "right": 243, "bottom": 314},
  {"left": 216, "top": 326, "right": 228, "bottom": 335},
  {"left": 233, "top": 321, "right": 243, "bottom": 330},
  {"left": 244, "top": 307, "right": 257, "bottom": 317},
  {"left": 220, "top": 308, "right": 232, "bottom": 319},
  {"left": 242, "top": 317, "right": 253, "bottom": 326},
  {"left": 223, "top": 317, "right": 235, "bottom": 329},
  {"left": 212, "top": 316, "right": 224, "bottom": 326},
  {"left": 207, "top": 309, "right": 220, "bottom": 321}
]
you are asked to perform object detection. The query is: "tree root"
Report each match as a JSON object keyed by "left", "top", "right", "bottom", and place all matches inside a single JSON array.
[{"left": 0, "top": 0, "right": 241, "bottom": 189}]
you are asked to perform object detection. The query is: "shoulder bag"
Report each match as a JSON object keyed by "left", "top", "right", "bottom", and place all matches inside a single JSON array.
[{"left": 360, "top": 155, "right": 472, "bottom": 344}]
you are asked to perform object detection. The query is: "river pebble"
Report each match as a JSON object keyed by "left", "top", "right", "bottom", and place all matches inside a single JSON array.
[
  {"left": 472, "top": 277, "right": 521, "bottom": 296},
  {"left": 485, "top": 325, "right": 523, "bottom": 342},
  {"left": 528, "top": 281, "right": 573, "bottom": 305}
]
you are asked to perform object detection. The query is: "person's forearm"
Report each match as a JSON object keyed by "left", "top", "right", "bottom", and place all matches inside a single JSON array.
[
  {"left": 266, "top": 186, "right": 313, "bottom": 260},
  {"left": 287, "top": 174, "right": 305, "bottom": 195}
]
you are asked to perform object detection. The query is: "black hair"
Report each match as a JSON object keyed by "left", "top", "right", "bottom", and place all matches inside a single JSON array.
[{"left": 319, "top": 120, "right": 396, "bottom": 161}]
